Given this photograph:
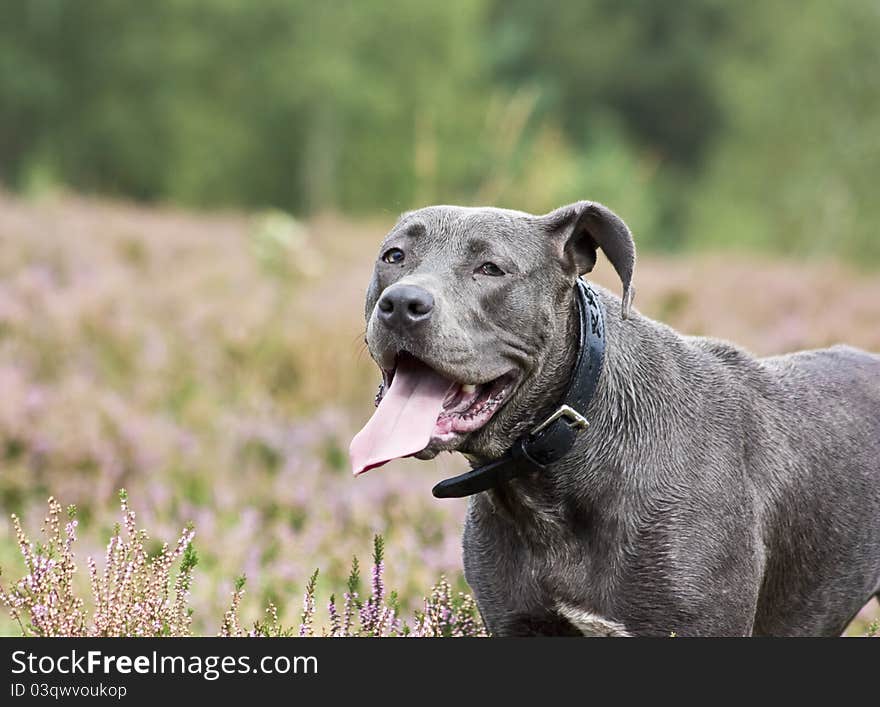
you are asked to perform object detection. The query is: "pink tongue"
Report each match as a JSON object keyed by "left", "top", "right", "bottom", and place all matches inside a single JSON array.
[{"left": 350, "top": 357, "right": 454, "bottom": 476}]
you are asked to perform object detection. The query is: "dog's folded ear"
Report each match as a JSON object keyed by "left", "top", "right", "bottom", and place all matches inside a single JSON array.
[{"left": 541, "top": 201, "right": 636, "bottom": 320}]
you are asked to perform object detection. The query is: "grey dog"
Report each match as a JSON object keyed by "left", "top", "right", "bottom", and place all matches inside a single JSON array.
[{"left": 350, "top": 200, "right": 880, "bottom": 637}]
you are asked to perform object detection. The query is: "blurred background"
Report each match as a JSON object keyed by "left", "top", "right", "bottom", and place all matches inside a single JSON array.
[{"left": 0, "top": 0, "right": 878, "bottom": 634}]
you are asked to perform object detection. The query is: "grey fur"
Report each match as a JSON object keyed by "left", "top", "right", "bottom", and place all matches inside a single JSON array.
[{"left": 362, "top": 202, "right": 880, "bottom": 637}]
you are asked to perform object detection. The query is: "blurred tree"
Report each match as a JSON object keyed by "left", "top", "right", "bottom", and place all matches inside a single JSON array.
[
  {"left": 0, "top": 0, "right": 878, "bottom": 262},
  {"left": 686, "top": 0, "right": 880, "bottom": 262},
  {"left": 488, "top": 0, "right": 731, "bottom": 169},
  {"left": 0, "top": 0, "right": 494, "bottom": 213}
]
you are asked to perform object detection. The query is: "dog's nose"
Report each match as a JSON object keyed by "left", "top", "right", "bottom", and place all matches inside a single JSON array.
[{"left": 377, "top": 285, "right": 434, "bottom": 329}]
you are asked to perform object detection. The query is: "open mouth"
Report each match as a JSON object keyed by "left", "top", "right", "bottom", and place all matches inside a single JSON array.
[
  {"left": 382, "top": 357, "right": 516, "bottom": 437},
  {"left": 350, "top": 352, "right": 517, "bottom": 476}
]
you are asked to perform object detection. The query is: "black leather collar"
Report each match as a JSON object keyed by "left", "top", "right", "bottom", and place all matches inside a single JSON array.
[{"left": 432, "top": 279, "right": 607, "bottom": 499}]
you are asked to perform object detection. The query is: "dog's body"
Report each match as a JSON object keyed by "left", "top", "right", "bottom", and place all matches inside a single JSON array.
[
  {"left": 355, "top": 202, "right": 880, "bottom": 636},
  {"left": 463, "top": 286, "right": 880, "bottom": 636}
]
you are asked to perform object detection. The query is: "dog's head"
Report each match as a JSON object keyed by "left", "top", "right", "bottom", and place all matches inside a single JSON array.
[{"left": 350, "top": 201, "right": 635, "bottom": 475}]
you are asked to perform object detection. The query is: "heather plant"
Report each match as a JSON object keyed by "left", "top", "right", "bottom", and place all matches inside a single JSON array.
[
  {"left": 0, "top": 498, "right": 85, "bottom": 636},
  {"left": 1, "top": 493, "right": 486, "bottom": 637},
  {"left": 0, "top": 491, "right": 197, "bottom": 637},
  {"left": 224, "top": 534, "right": 486, "bottom": 637}
]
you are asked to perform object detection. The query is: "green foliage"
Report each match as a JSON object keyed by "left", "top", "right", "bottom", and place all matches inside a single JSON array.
[
  {"left": 686, "top": 0, "right": 880, "bottom": 263},
  {"left": 347, "top": 556, "right": 361, "bottom": 599},
  {"left": 373, "top": 534, "right": 384, "bottom": 567},
  {"left": 489, "top": 0, "right": 729, "bottom": 169},
  {"left": 0, "top": 0, "right": 493, "bottom": 213},
  {"left": 181, "top": 542, "right": 199, "bottom": 574},
  {"left": 0, "top": 1, "right": 878, "bottom": 261}
]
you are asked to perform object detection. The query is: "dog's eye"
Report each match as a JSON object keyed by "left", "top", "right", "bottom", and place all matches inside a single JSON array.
[
  {"left": 382, "top": 248, "right": 405, "bottom": 264},
  {"left": 477, "top": 262, "right": 505, "bottom": 277}
]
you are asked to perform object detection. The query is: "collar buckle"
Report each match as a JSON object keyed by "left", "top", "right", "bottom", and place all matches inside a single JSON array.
[{"left": 530, "top": 404, "right": 590, "bottom": 436}]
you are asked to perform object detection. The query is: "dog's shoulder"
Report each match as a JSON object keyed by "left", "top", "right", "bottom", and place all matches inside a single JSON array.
[
  {"left": 688, "top": 335, "right": 759, "bottom": 369},
  {"left": 760, "top": 344, "right": 880, "bottom": 401}
]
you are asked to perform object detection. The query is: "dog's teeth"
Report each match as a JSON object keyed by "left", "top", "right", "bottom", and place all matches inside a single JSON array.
[{"left": 462, "top": 384, "right": 476, "bottom": 394}]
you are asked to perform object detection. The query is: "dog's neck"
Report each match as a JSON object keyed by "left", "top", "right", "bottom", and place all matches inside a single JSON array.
[
  {"left": 438, "top": 280, "right": 603, "bottom": 498},
  {"left": 503, "top": 283, "right": 583, "bottom": 440},
  {"left": 478, "top": 285, "right": 643, "bottom": 535}
]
